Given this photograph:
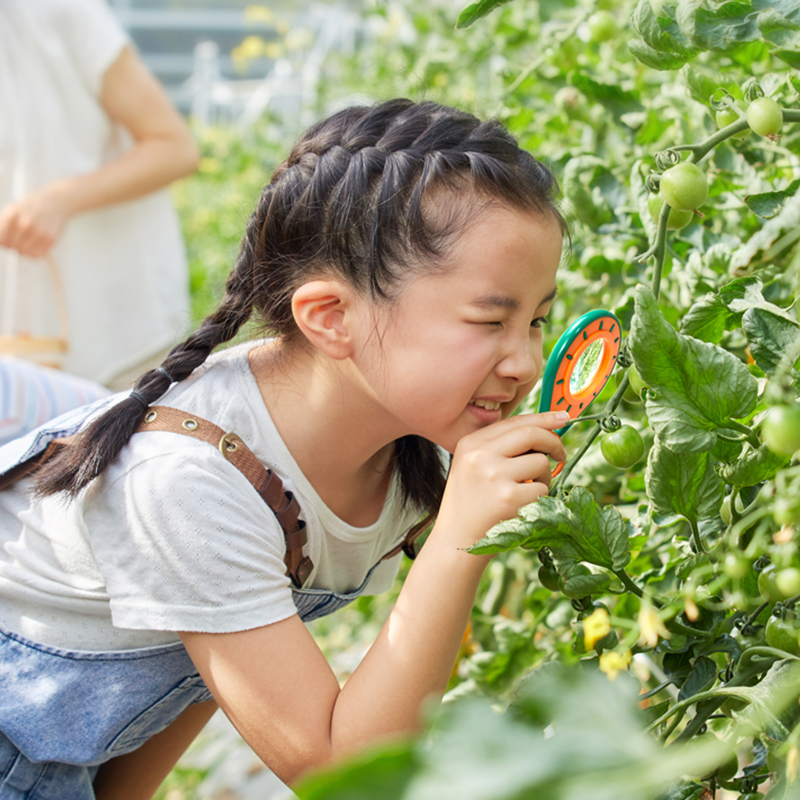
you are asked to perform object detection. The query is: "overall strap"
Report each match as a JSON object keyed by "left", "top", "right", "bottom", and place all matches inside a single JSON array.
[
  {"left": 0, "top": 405, "right": 428, "bottom": 588},
  {"left": 137, "top": 408, "right": 429, "bottom": 571},
  {"left": 136, "top": 406, "right": 313, "bottom": 588}
]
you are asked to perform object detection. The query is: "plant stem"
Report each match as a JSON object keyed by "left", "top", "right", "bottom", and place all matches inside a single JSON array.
[
  {"left": 724, "top": 419, "right": 761, "bottom": 450},
  {"left": 689, "top": 519, "right": 706, "bottom": 554},
  {"left": 742, "top": 601, "right": 769, "bottom": 631},
  {"left": 614, "top": 568, "right": 645, "bottom": 599}
]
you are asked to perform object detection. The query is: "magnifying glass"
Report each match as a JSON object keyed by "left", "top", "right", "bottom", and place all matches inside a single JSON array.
[{"left": 537, "top": 309, "right": 621, "bottom": 477}]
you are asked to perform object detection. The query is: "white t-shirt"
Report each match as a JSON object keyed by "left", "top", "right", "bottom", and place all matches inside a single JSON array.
[
  {"left": 0, "top": 0, "right": 190, "bottom": 383},
  {"left": 0, "top": 342, "right": 423, "bottom": 650}
]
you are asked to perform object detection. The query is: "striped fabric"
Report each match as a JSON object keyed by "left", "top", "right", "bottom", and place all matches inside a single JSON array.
[{"left": 0, "top": 358, "right": 111, "bottom": 447}]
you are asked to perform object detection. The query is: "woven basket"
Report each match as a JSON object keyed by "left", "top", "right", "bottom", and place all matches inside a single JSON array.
[{"left": 0, "top": 254, "right": 69, "bottom": 369}]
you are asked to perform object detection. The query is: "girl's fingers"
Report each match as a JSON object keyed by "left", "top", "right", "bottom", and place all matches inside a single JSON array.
[
  {"left": 479, "top": 411, "right": 570, "bottom": 442},
  {"left": 486, "top": 423, "right": 567, "bottom": 463},
  {"left": 507, "top": 452, "right": 553, "bottom": 486}
]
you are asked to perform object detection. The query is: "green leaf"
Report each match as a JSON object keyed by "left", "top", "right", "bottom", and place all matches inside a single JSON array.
[
  {"left": 741, "top": 308, "right": 800, "bottom": 373},
  {"left": 646, "top": 440, "right": 725, "bottom": 525},
  {"left": 718, "top": 443, "right": 791, "bottom": 486},
  {"left": 731, "top": 191, "right": 800, "bottom": 272},
  {"left": 681, "top": 65, "right": 722, "bottom": 105},
  {"left": 569, "top": 73, "right": 644, "bottom": 117},
  {"left": 456, "top": 0, "right": 514, "bottom": 29},
  {"left": 680, "top": 292, "right": 734, "bottom": 344},
  {"left": 677, "top": 656, "right": 718, "bottom": 702},
  {"left": 757, "top": 7, "right": 800, "bottom": 48},
  {"left": 294, "top": 738, "right": 418, "bottom": 800},
  {"left": 562, "top": 571, "right": 611, "bottom": 597},
  {"left": 656, "top": 782, "right": 706, "bottom": 800},
  {"left": 685, "top": 2, "right": 762, "bottom": 53},
  {"left": 632, "top": 0, "right": 700, "bottom": 58},
  {"left": 628, "top": 38, "right": 691, "bottom": 70},
  {"left": 471, "top": 487, "right": 630, "bottom": 571},
  {"left": 629, "top": 285, "right": 759, "bottom": 453},
  {"left": 745, "top": 179, "right": 800, "bottom": 219},
  {"left": 774, "top": 46, "right": 800, "bottom": 67},
  {"left": 726, "top": 280, "right": 797, "bottom": 324}
]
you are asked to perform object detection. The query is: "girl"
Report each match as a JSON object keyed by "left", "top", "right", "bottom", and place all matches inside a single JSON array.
[{"left": 0, "top": 99, "right": 568, "bottom": 799}]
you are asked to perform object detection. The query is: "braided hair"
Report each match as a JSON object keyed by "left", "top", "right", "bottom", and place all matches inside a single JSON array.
[{"left": 36, "top": 99, "right": 566, "bottom": 519}]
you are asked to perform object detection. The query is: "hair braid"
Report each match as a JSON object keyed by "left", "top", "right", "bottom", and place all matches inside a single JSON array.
[{"left": 34, "top": 201, "right": 266, "bottom": 497}]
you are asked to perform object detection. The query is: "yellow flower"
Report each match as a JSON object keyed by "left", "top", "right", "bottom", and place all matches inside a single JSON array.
[
  {"left": 599, "top": 650, "right": 632, "bottom": 680},
  {"left": 638, "top": 603, "right": 671, "bottom": 648},
  {"left": 582, "top": 607, "right": 611, "bottom": 651}
]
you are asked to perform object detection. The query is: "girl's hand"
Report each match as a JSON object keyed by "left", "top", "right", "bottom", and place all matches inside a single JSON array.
[
  {"left": 436, "top": 410, "right": 570, "bottom": 551},
  {"left": 0, "top": 186, "right": 73, "bottom": 258}
]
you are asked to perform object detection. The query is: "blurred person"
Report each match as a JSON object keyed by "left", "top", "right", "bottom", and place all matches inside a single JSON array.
[{"left": 0, "top": 0, "right": 199, "bottom": 390}]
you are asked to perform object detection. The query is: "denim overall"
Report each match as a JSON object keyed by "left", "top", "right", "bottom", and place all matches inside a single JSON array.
[{"left": 0, "top": 398, "right": 383, "bottom": 798}]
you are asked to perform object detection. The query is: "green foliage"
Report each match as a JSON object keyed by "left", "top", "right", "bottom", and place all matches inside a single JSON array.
[{"left": 174, "top": 0, "right": 800, "bottom": 796}]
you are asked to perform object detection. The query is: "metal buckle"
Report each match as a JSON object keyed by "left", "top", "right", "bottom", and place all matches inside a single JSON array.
[{"left": 219, "top": 432, "right": 242, "bottom": 458}]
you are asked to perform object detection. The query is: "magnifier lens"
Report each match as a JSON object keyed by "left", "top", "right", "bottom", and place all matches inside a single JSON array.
[{"left": 570, "top": 339, "right": 606, "bottom": 395}]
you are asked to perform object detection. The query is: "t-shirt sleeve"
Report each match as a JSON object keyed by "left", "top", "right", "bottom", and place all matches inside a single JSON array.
[
  {"left": 56, "top": 0, "right": 130, "bottom": 95},
  {"left": 84, "top": 445, "right": 299, "bottom": 634}
]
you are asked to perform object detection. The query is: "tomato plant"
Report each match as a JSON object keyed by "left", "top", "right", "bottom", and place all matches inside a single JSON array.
[{"left": 232, "top": 1, "right": 800, "bottom": 798}]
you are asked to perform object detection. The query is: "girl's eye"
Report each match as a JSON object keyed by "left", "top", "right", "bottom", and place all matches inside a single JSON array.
[{"left": 531, "top": 316, "right": 549, "bottom": 329}]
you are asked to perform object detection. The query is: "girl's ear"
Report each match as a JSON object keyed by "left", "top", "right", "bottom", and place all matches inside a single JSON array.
[{"left": 291, "top": 280, "right": 361, "bottom": 359}]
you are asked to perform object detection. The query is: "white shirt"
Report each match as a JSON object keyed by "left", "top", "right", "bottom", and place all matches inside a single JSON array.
[
  {"left": 0, "top": 0, "right": 190, "bottom": 383},
  {"left": 0, "top": 342, "right": 421, "bottom": 650}
]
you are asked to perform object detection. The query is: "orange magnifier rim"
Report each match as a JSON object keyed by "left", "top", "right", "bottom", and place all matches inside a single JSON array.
[{"left": 538, "top": 310, "right": 621, "bottom": 436}]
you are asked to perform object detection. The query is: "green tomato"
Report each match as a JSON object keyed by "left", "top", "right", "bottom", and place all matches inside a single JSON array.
[
  {"left": 587, "top": 10, "right": 618, "bottom": 42},
  {"left": 600, "top": 425, "right": 645, "bottom": 469},
  {"left": 761, "top": 405, "right": 800, "bottom": 456},
  {"left": 647, "top": 194, "right": 695, "bottom": 231},
  {"left": 559, "top": 563, "right": 591, "bottom": 598},
  {"left": 746, "top": 97, "right": 783, "bottom": 138},
  {"left": 758, "top": 563, "right": 786, "bottom": 602},
  {"left": 715, "top": 107, "right": 750, "bottom": 139},
  {"left": 660, "top": 162, "right": 709, "bottom": 212},
  {"left": 776, "top": 567, "right": 800, "bottom": 599},
  {"left": 715, "top": 750, "right": 740, "bottom": 783},
  {"left": 538, "top": 563, "right": 561, "bottom": 592},
  {"left": 765, "top": 613, "right": 800, "bottom": 656},
  {"left": 723, "top": 553, "right": 749, "bottom": 579}
]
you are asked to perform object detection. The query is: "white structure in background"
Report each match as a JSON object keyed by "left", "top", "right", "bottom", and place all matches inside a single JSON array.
[{"left": 109, "top": 1, "right": 363, "bottom": 132}]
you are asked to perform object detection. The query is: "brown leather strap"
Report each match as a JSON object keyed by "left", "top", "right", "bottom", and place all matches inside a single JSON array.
[
  {"left": 135, "top": 406, "right": 313, "bottom": 588},
  {"left": 0, "top": 406, "right": 427, "bottom": 589}
]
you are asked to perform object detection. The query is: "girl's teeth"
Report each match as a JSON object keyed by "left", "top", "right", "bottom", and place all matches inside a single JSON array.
[{"left": 471, "top": 399, "right": 501, "bottom": 410}]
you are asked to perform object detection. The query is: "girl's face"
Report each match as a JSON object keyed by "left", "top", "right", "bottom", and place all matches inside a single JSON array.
[{"left": 352, "top": 204, "right": 563, "bottom": 454}]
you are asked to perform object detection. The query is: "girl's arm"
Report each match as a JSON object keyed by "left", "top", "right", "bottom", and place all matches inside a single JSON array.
[
  {"left": 92, "top": 699, "right": 217, "bottom": 800},
  {"left": 180, "top": 411, "right": 568, "bottom": 787},
  {"left": 0, "top": 46, "right": 199, "bottom": 258}
]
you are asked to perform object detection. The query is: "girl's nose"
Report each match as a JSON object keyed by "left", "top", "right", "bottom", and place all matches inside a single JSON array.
[{"left": 496, "top": 335, "right": 538, "bottom": 384}]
